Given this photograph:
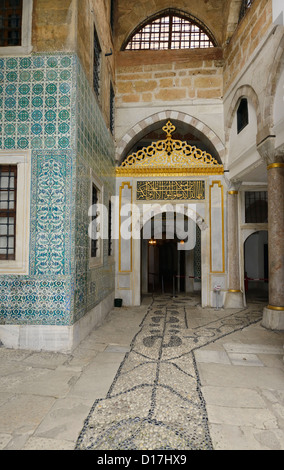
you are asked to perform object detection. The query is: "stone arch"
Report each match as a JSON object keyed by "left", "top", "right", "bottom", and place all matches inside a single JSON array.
[
  {"left": 139, "top": 204, "right": 204, "bottom": 296},
  {"left": 121, "top": 7, "right": 219, "bottom": 50},
  {"left": 136, "top": 203, "right": 208, "bottom": 234},
  {"left": 116, "top": 110, "right": 226, "bottom": 165},
  {"left": 225, "top": 84, "right": 261, "bottom": 144},
  {"left": 116, "top": 2, "right": 223, "bottom": 51},
  {"left": 262, "top": 33, "right": 284, "bottom": 133}
]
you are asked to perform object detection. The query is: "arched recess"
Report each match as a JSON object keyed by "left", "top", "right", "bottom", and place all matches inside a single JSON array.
[
  {"left": 225, "top": 84, "right": 261, "bottom": 144},
  {"left": 225, "top": 85, "right": 261, "bottom": 175},
  {"left": 139, "top": 206, "right": 204, "bottom": 300},
  {"left": 121, "top": 8, "right": 218, "bottom": 50},
  {"left": 243, "top": 230, "right": 268, "bottom": 302},
  {"left": 116, "top": 111, "right": 226, "bottom": 165},
  {"left": 262, "top": 33, "right": 284, "bottom": 135},
  {"left": 124, "top": 194, "right": 210, "bottom": 306},
  {"left": 116, "top": 4, "right": 223, "bottom": 51}
]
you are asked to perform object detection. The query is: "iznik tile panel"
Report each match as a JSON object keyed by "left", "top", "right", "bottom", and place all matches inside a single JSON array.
[
  {"left": 30, "top": 150, "right": 74, "bottom": 277},
  {"left": 0, "top": 276, "right": 72, "bottom": 325},
  {"left": 0, "top": 54, "right": 75, "bottom": 151},
  {"left": 74, "top": 60, "right": 115, "bottom": 323},
  {"left": 0, "top": 53, "right": 115, "bottom": 327}
]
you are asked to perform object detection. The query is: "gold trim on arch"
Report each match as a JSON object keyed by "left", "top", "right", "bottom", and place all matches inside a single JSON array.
[
  {"left": 116, "top": 167, "right": 224, "bottom": 177},
  {"left": 209, "top": 181, "right": 225, "bottom": 274},
  {"left": 119, "top": 182, "right": 133, "bottom": 273},
  {"left": 116, "top": 121, "right": 224, "bottom": 177}
]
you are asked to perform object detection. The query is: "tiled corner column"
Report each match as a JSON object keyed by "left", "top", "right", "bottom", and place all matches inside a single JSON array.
[
  {"left": 224, "top": 189, "right": 244, "bottom": 308},
  {"left": 263, "top": 162, "right": 284, "bottom": 330}
]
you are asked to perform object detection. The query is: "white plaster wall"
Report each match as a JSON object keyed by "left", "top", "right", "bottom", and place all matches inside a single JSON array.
[
  {"left": 223, "top": 29, "right": 282, "bottom": 181},
  {"left": 273, "top": 0, "right": 284, "bottom": 25},
  {"left": 229, "top": 99, "right": 257, "bottom": 163},
  {"left": 244, "top": 231, "right": 268, "bottom": 291},
  {"left": 228, "top": 99, "right": 260, "bottom": 179},
  {"left": 273, "top": 68, "right": 284, "bottom": 150}
]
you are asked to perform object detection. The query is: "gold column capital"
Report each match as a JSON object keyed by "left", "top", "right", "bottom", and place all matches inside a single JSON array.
[
  {"left": 228, "top": 190, "right": 238, "bottom": 195},
  {"left": 267, "top": 163, "right": 284, "bottom": 170}
]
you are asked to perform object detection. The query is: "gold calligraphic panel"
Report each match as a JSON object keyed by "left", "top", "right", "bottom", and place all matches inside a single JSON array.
[{"left": 136, "top": 180, "right": 205, "bottom": 201}]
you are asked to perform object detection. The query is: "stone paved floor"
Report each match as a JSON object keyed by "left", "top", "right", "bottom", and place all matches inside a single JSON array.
[{"left": 0, "top": 294, "right": 284, "bottom": 450}]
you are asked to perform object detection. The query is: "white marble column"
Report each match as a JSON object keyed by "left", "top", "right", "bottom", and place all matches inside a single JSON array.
[
  {"left": 262, "top": 162, "right": 284, "bottom": 330},
  {"left": 224, "top": 189, "right": 244, "bottom": 308}
]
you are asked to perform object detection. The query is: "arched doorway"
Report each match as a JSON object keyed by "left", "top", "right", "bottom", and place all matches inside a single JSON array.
[
  {"left": 115, "top": 119, "right": 225, "bottom": 308},
  {"left": 244, "top": 231, "right": 268, "bottom": 302},
  {"left": 141, "top": 211, "right": 201, "bottom": 298}
]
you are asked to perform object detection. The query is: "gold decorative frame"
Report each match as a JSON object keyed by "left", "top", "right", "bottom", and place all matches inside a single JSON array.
[
  {"left": 116, "top": 121, "right": 224, "bottom": 177},
  {"left": 209, "top": 181, "right": 225, "bottom": 274},
  {"left": 136, "top": 180, "right": 205, "bottom": 201},
  {"left": 119, "top": 182, "right": 133, "bottom": 273}
]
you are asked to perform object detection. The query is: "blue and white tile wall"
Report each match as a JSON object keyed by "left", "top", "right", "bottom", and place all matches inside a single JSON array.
[
  {"left": 74, "top": 59, "right": 115, "bottom": 323},
  {"left": 0, "top": 53, "right": 115, "bottom": 327},
  {"left": 0, "top": 54, "right": 76, "bottom": 151}
]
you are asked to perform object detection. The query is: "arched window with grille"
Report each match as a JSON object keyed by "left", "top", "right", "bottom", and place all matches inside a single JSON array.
[{"left": 122, "top": 9, "right": 217, "bottom": 51}]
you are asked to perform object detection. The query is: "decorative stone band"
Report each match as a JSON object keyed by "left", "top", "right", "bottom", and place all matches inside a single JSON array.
[
  {"left": 116, "top": 167, "right": 224, "bottom": 177},
  {"left": 228, "top": 190, "right": 238, "bottom": 195},
  {"left": 267, "top": 305, "right": 284, "bottom": 311},
  {"left": 267, "top": 163, "right": 284, "bottom": 170}
]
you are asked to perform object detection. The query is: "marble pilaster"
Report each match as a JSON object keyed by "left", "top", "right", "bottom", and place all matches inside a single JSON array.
[
  {"left": 224, "top": 188, "right": 244, "bottom": 308},
  {"left": 262, "top": 162, "right": 284, "bottom": 330}
]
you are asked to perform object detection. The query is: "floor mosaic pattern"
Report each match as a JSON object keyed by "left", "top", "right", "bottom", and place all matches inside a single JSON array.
[{"left": 76, "top": 295, "right": 262, "bottom": 450}]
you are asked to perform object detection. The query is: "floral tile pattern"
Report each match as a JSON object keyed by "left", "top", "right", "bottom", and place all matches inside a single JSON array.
[
  {"left": 0, "top": 53, "right": 115, "bottom": 327},
  {"left": 0, "top": 54, "right": 75, "bottom": 151},
  {"left": 29, "top": 150, "right": 74, "bottom": 278},
  {"left": 0, "top": 276, "right": 72, "bottom": 325}
]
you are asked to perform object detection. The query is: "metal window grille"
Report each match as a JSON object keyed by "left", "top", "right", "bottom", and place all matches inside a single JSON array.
[
  {"left": 245, "top": 191, "right": 268, "bottom": 223},
  {"left": 110, "top": 81, "right": 115, "bottom": 135},
  {"left": 0, "top": 0, "right": 22, "bottom": 47},
  {"left": 93, "top": 26, "right": 101, "bottom": 97},
  {"left": 239, "top": 0, "right": 254, "bottom": 22},
  {"left": 108, "top": 200, "right": 112, "bottom": 256},
  {"left": 124, "top": 10, "right": 215, "bottom": 51},
  {"left": 91, "top": 184, "right": 98, "bottom": 258},
  {"left": 0, "top": 165, "right": 17, "bottom": 260},
  {"left": 237, "top": 98, "right": 249, "bottom": 134}
]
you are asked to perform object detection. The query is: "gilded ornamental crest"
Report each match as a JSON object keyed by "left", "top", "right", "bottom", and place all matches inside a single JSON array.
[{"left": 116, "top": 121, "right": 224, "bottom": 177}]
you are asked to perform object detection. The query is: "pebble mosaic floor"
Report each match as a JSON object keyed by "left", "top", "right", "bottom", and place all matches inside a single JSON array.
[{"left": 76, "top": 295, "right": 263, "bottom": 450}]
